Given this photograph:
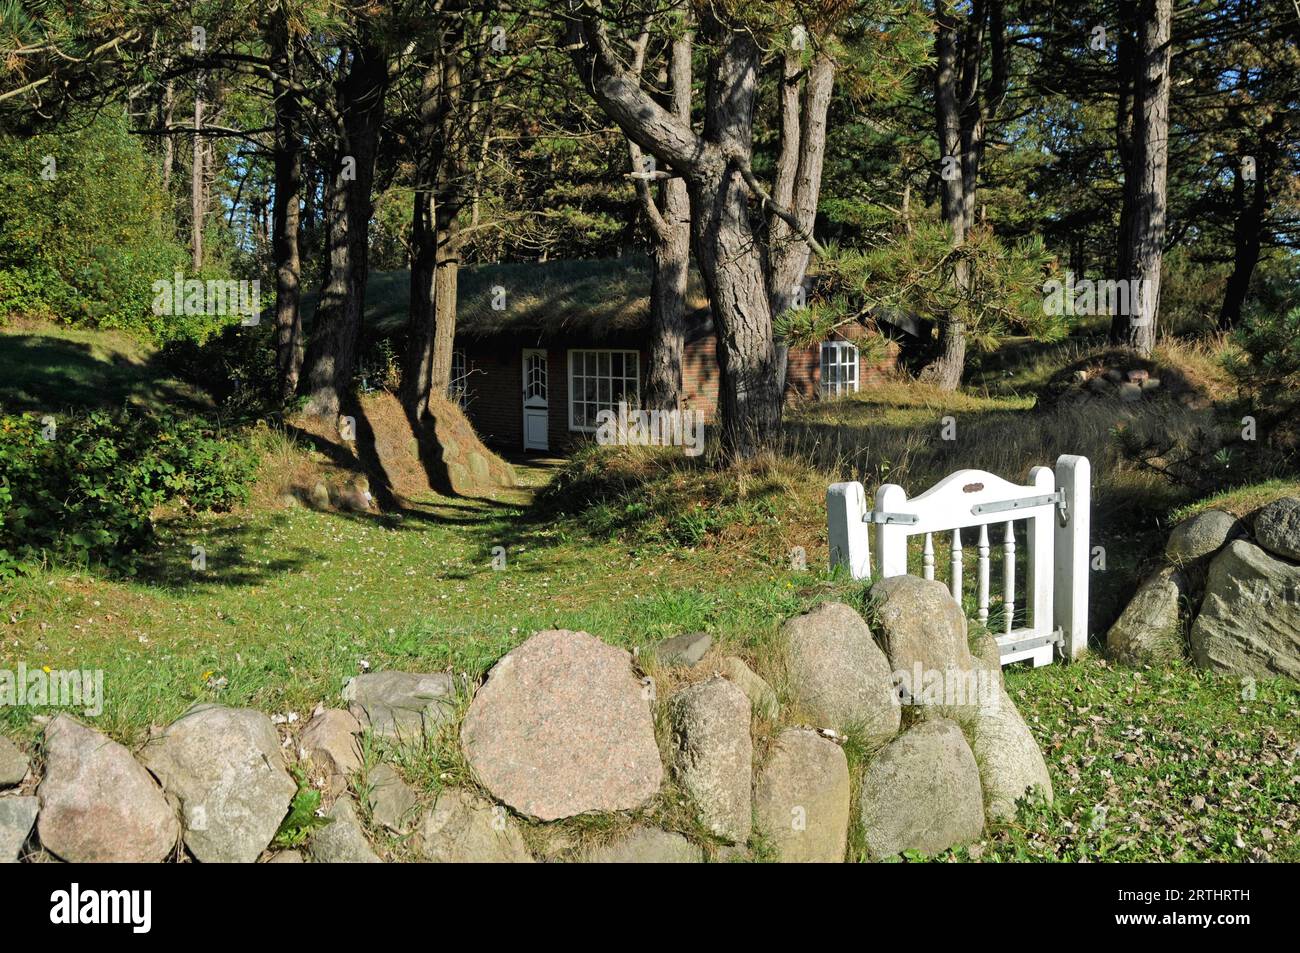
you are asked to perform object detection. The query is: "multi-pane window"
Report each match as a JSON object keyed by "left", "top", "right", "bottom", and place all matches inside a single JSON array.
[
  {"left": 449, "top": 350, "right": 469, "bottom": 407},
  {"left": 820, "top": 341, "right": 859, "bottom": 397},
  {"left": 569, "top": 349, "right": 639, "bottom": 431}
]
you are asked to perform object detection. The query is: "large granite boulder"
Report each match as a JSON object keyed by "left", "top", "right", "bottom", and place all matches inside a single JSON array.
[
  {"left": 461, "top": 630, "right": 662, "bottom": 820},
  {"left": 858, "top": 718, "right": 984, "bottom": 859},
  {"left": 1106, "top": 567, "right": 1188, "bottom": 665},
  {"left": 1253, "top": 497, "right": 1300, "bottom": 562},
  {"left": 667, "top": 677, "right": 752, "bottom": 843},
  {"left": 37, "top": 715, "right": 178, "bottom": 863},
  {"left": 780, "top": 602, "right": 900, "bottom": 743},
  {"left": 415, "top": 787, "right": 533, "bottom": 863},
  {"left": 871, "top": 574, "right": 974, "bottom": 676},
  {"left": 1189, "top": 540, "right": 1300, "bottom": 680},
  {"left": 753, "top": 728, "right": 850, "bottom": 863},
  {"left": 141, "top": 703, "right": 296, "bottom": 863},
  {"left": 1166, "top": 509, "right": 1244, "bottom": 562},
  {"left": 969, "top": 686, "right": 1054, "bottom": 822}
]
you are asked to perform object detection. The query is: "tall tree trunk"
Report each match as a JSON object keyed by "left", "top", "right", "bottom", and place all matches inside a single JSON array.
[
  {"left": 301, "top": 34, "right": 388, "bottom": 421},
  {"left": 571, "top": 10, "right": 784, "bottom": 456},
  {"left": 690, "top": 28, "right": 780, "bottom": 454},
  {"left": 1111, "top": 1, "right": 1140, "bottom": 342},
  {"left": 191, "top": 79, "right": 204, "bottom": 270},
  {"left": 1123, "top": 0, "right": 1173, "bottom": 356},
  {"left": 271, "top": 20, "right": 304, "bottom": 401},
  {"left": 920, "top": 6, "right": 969, "bottom": 391},
  {"left": 636, "top": 25, "right": 692, "bottom": 411},
  {"left": 1218, "top": 141, "right": 1270, "bottom": 330},
  {"left": 768, "top": 46, "right": 835, "bottom": 397},
  {"left": 403, "top": 59, "right": 444, "bottom": 415},
  {"left": 160, "top": 78, "right": 175, "bottom": 198},
  {"left": 404, "top": 27, "right": 475, "bottom": 417}
]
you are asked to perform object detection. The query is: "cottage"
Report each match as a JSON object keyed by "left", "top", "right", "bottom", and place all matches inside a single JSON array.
[{"left": 358, "top": 257, "right": 897, "bottom": 453}]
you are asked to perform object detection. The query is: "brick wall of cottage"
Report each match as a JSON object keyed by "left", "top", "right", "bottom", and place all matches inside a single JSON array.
[{"left": 458, "top": 329, "right": 898, "bottom": 453}]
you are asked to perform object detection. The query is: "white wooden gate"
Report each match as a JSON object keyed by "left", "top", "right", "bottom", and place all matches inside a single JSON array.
[{"left": 827, "top": 454, "right": 1090, "bottom": 666}]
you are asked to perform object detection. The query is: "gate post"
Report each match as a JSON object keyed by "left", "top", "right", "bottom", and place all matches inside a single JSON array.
[
  {"left": 827, "top": 482, "right": 871, "bottom": 580},
  {"left": 873, "top": 484, "right": 910, "bottom": 578},
  {"left": 1054, "top": 454, "right": 1091, "bottom": 659}
]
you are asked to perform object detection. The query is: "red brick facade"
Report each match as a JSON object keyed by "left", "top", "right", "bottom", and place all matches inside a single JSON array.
[{"left": 455, "top": 327, "right": 897, "bottom": 452}]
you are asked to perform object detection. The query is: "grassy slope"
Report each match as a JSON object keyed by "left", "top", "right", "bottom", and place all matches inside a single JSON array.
[
  {"left": 2, "top": 321, "right": 1296, "bottom": 862},
  {"left": 0, "top": 320, "right": 210, "bottom": 414}
]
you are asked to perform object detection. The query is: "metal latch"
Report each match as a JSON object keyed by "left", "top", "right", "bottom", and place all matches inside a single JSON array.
[
  {"left": 861, "top": 511, "right": 919, "bottom": 525},
  {"left": 971, "top": 490, "right": 1068, "bottom": 526},
  {"left": 998, "top": 628, "right": 1065, "bottom": 657}
]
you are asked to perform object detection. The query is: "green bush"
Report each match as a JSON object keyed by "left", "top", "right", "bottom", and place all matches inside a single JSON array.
[
  {"left": 1228, "top": 305, "right": 1300, "bottom": 392},
  {"left": 0, "top": 409, "right": 254, "bottom": 575},
  {"left": 159, "top": 320, "right": 281, "bottom": 416},
  {"left": 0, "top": 111, "right": 189, "bottom": 334}
]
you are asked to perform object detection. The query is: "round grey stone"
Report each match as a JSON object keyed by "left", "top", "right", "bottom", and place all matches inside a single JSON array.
[
  {"left": 1166, "top": 509, "right": 1243, "bottom": 562},
  {"left": 1253, "top": 497, "right": 1300, "bottom": 562},
  {"left": 1107, "top": 566, "right": 1188, "bottom": 665},
  {"left": 754, "top": 729, "right": 850, "bottom": 863},
  {"left": 667, "top": 677, "right": 752, "bottom": 843},
  {"left": 858, "top": 718, "right": 984, "bottom": 859},
  {"left": 38, "top": 715, "right": 179, "bottom": 863},
  {"left": 781, "top": 602, "right": 900, "bottom": 743},
  {"left": 141, "top": 703, "right": 296, "bottom": 864},
  {"left": 415, "top": 787, "right": 533, "bottom": 863},
  {"left": 969, "top": 686, "right": 1054, "bottom": 822}
]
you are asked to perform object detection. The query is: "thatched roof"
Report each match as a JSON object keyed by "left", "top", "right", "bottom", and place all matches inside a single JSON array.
[{"left": 326, "top": 257, "right": 712, "bottom": 342}]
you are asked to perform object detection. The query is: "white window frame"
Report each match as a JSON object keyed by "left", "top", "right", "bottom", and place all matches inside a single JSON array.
[
  {"left": 568, "top": 349, "right": 640, "bottom": 432},
  {"left": 820, "top": 341, "right": 860, "bottom": 397}
]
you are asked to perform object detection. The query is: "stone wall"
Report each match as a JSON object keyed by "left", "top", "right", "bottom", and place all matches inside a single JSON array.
[
  {"left": 1, "top": 580, "right": 1054, "bottom": 864},
  {"left": 1107, "top": 496, "right": 1300, "bottom": 680}
]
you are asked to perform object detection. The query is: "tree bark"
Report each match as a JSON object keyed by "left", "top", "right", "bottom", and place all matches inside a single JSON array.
[
  {"left": 1218, "top": 139, "right": 1271, "bottom": 330},
  {"left": 301, "top": 32, "right": 389, "bottom": 421},
  {"left": 404, "top": 23, "right": 483, "bottom": 417},
  {"left": 1111, "top": 0, "right": 1140, "bottom": 342},
  {"left": 1123, "top": 0, "right": 1173, "bottom": 357},
  {"left": 631, "top": 22, "right": 692, "bottom": 411},
  {"left": 920, "top": 4, "right": 970, "bottom": 391},
  {"left": 191, "top": 78, "right": 204, "bottom": 270},
  {"left": 571, "top": 8, "right": 783, "bottom": 456},
  {"left": 918, "top": 0, "right": 1004, "bottom": 391},
  {"left": 270, "top": 20, "right": 304, "bottom": 401},
  {"left": 768, "top": 46, "right": 835, "bottom": 397}
]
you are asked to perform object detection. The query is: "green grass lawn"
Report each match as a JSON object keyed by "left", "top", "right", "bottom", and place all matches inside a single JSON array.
[{"left": 2, "top": 478, "right": 1296, "bottom": 862}]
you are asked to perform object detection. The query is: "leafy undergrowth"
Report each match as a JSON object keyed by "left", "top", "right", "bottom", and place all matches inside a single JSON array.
[{"left": 946, "top": 659, "right": 1300, "bottom": 863}]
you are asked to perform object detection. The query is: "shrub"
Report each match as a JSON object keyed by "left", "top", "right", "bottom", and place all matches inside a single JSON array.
[
  {"left": 0, "top": 409, "right": 254, "bottom": 575},
  {"left": 159, "top": 320, "right": 281, "bottom": 417},
  {"left": 0, "top": 111, "right": 189, "bottom": 334},
  {"left": 1227, "top": 305, "right": 1300, "bottom": 393}
]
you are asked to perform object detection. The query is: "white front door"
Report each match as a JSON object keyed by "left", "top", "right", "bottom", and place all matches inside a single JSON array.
[{"left": 522, "top": 348, "right": 549, "bottom": 451}]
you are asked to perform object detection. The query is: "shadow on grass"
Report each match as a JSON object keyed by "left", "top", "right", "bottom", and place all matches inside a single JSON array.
[{"left": 0, "top": 333, "right": 211, "bottom": 415}]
